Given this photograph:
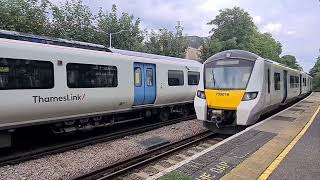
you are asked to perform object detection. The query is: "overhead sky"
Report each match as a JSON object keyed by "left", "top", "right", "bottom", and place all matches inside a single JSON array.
[{"left": 51, "top": 0, "right": 320, "bottom": 71}]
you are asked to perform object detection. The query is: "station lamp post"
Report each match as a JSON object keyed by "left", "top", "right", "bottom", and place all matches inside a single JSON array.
[{"left": 108, "top": 30, "right": 129, "bottom": 48}]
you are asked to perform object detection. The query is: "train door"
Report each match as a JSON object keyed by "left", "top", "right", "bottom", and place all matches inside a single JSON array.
[
  {"left": 282, "top": 70, "right": 288, "bottom": 103},
  {"left": 299, "top": 74, "right": 302, "bottom": 95},
  {"left": 133, "top": 63, "right": 156, "bottom": 106},
  {"left": 265, "top": 64, "right": 271, "bottom": 106}
]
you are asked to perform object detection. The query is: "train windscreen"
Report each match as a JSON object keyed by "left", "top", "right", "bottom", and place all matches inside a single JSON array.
[{"left": 204, "top": 59, "right": 255, "bottom": 90}]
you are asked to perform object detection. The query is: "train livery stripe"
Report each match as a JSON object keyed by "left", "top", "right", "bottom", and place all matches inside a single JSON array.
[{"left": 205, "top": 90, "right": 245, "bottom": 110}]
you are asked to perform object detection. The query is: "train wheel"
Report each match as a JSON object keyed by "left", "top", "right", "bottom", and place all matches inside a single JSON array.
[{"left": 159, "top": 109, "right": 169, "bottom": 121}]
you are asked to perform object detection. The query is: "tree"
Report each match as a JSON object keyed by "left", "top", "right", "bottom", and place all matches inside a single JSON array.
[
  {"left": 200, "top": 6, "right": 302, "bottom": 70},
  {"left": 279, "top": 55, "right": 302, "bottom": 70},
  {"left": 95, "top": 4, "right": 145, "bottom": 51},
  {"left": 244, "top": 32, "right": 282, "bottom": 61},
  {"left": 200, "top": 38, "right": 222, "bottom": 61},
  {"left": 50, "top": 0, "right": 96, "bottom": 42},
  {"left": 309, "top": 52, "right": 320, "bottom": 89},
  {"left": 144, "top": 22, "right": 188, "bottom": 58},
  {"left": 0, "top": 0, "right": 50, "bottom": 35},
  {"left": 309, "top": 55, "right": 320, "bottom": 77},
  {"left": 207, "top": 7, "right": 256, "bottom": 49}
]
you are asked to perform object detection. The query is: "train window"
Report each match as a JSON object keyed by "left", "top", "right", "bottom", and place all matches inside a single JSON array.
[
  {"left": 134, "top": 67, "right": 142, "bottom": 87},
  {"left": 267, "top": 69, "right": 270, "bottom": 93},
  {"left": 67, "top": 63, "right": 117, "bottom": 88},
  {"left": 188, "top": 71, "right": 200, "bottom": 85},
  {"left": 274, "top": 72, "right": 281, "bottom": 90},
  {"left": 303, "top": 78, "right": 306, "bottom": 86},
  {"left": 290, "top": 76, "right": 295, "bottom": 88},
  {"left": 0, "top": 58, "right": 54, "bottom": 90},
  {"left": 146, "top": 68, "right": 153, "bottom": 86},
  {"left": 168, "top": 70, "right": 184, "bottom": 86}
]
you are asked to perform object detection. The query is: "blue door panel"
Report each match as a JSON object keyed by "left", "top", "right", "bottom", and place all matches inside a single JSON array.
[
  {"left": 143, "top": 64, "right": 156, "bottom": 104},
  {"left": 133, "top": 63, "right": 145, "bottom": 105},
  {"left": 133, "top": 63, "right": 156, "bottom": 106}
]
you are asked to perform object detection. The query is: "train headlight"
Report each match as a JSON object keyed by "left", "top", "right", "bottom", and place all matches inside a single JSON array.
[
  {"left": 197, "top": 90, "right": 206, "bottom": 99},
  {"left": 242, "top": 92, "right": 258, "bottom": 101}
]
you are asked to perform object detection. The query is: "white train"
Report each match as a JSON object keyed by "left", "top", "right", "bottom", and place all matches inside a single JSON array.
[
  {"left": 0, "top": 30, "right": 201, "bottom": 148},
  {"left": 194, "top": 50, "right": 312, "bottom": 134}
]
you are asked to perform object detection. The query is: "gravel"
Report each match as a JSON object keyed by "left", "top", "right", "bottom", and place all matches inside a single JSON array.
[{"left": 0, "top": 120, "right": 206, "bottom": 180}]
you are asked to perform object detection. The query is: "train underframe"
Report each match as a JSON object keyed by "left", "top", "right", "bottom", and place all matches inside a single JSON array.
[
  {"left": 204, "top": 109, "right": 246, "bottom": 134},
  {"left": 0, "top": 102, "right": 195, "bottom": 148}
]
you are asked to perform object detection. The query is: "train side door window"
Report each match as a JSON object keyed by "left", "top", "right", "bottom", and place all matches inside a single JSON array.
[
  {"left": 267, "top": 69, "right": 270, "bottom": 93},
  {"left": 294, "top": 76, "right": 299, "bottom": 88},
  {"left": 146, "top": 68, "right": 153, "bottom": 86},
  {"left": 188, "top": 71, "right": 200, "bottom": 85},
  {"left": 0, "top": 58, "right": 54, "bottom": 90},
  {"left": 134, "top": 67, "right": 142, "bottom": 87},
  {"left": 290, "top": 76, "right": 295, "bottom": 88},
  {"left": 168, "top": 70, "right": 184, "bottom": 86},
  {"left": 274, "top": 72, "right": 281, "bottom": 90}
]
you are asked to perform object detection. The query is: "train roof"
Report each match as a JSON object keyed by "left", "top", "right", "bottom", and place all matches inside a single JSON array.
[
  {"left": 111, "top": 48, "right": 201, "bottom": 65},
  {"left": 0, "top": 29, "right": 201, "bottom": 65},
  {"left": 0, "top": 30, "right": 112, "bottom": 52},
  {"left": 205, "top": 49, "right": 310, "bottom": 76}
]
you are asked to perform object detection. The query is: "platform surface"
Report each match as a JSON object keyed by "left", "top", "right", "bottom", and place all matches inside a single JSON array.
[
  {"left": 153, "top": 92, "right": 320, "bottom": 180},
  {"left": 269, "top": 109, "right": 320, "bottom": 180}
]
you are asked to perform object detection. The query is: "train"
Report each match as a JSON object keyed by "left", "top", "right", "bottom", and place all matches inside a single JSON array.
[
  {"left": 0, "top": 30, "right": 202, "bottom": 148},
  {"left": 194, "top": 50, "right": 312, "bottom": 134}
]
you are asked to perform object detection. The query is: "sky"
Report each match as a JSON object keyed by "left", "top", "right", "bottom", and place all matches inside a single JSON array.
[{"left": 51, "top": 0, "right": 320, "bottom": 71}]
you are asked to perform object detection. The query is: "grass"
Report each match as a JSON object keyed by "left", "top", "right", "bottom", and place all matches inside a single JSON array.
[{"left": 159, "top": 171, "right": 192, "bottom": 180}]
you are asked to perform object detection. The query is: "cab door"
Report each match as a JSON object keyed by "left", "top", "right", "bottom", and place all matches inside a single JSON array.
[{"left": 133, "top": 63, "right": 156, "bottom": 106}]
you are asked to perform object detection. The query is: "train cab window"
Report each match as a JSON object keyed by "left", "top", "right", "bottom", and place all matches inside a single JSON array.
[
  {"left": 274, "top": 72, "right": 281, "bottom": 90},
  {"left": 168, "top": 70, "right": 184, "bottom": 86},
  {"left": 146, "top": 68, "right": 153, "bottom": 86},
  {"left": 0, "top": 58, "right": 54, "bottom": 90},
  {"left": 134, "top": 67, "right": 142, "bottom": 87},
  {"left": 290, "top": 76, "right": 295, "bottom": 88},
  {"left": 188, "top": 71, "right": 200, "bottom": 85},
  {"left": 67, "top": 63, "right": 117, "bottom": 88}
]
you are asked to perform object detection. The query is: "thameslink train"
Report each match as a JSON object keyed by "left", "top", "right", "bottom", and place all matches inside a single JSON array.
[
  {"left": 194, "top": 50, "right": 312, "bottom": 134},
  {"left": 0, "top": 30, "right": 201, "bottom": 148}
]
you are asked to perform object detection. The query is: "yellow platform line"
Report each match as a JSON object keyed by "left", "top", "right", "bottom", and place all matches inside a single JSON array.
[{"left": 259, "top": 105, "right": 320, "bottom": 180}]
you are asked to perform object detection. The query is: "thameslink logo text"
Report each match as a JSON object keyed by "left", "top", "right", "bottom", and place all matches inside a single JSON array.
[{"left": 32, "top": 94, "right": 86, "bottom": 103}]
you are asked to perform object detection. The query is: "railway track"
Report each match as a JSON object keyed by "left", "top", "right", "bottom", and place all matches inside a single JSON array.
[
  {"left": 0, "top": 115, "right": 195, "bottom": 166},
  {"left": 74, "top": 131, "right": 222, "bottom": 180}
]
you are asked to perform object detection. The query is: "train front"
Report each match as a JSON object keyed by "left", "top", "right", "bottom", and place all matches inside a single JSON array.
[{"left": 194, "top": 50, "right": 262, "bottom": 134}]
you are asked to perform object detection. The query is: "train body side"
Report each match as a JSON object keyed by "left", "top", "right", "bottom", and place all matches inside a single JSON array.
[{"left": 0, "top": 38, "right": 201, "bottom": 130}]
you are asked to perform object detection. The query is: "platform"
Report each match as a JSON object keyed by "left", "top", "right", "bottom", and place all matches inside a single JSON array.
[{"left": 152, "top": 92, "right": 320, "bottom": 180}]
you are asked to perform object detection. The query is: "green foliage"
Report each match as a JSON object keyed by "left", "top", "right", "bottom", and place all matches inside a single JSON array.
[
  {"left": 0, "top": 0, "right": 188, "bottom": 57},
  {"left": 144, "top": 22, "right": 188, "bottom": 58},
  {"left": 0, "top": 0, "right": 50, "bottom": 35},
  {"left": 200, "top": 38, "right": 222, "bottom": 61},
  {"left": 50, "top": 0, "right": 96, "bottom": 42},
  {"left": 160, "top": 171, "right": 191, "bottom": 180},
  {"left": 309, "top": 55, "right": 320, "bottom": 77},
  {"left": 208, "top": 7, "right": 256, "bottom": 46},
  {"left": 244, "top": 32, "right": 282, "bottom": 61},
  {"left": 279, "top": 55, "right": 302, "bottom": 70},
  {"left": 201, "top": 6, "right": 300, "bottom": 70},
  {"left": 95, "top": 5, "right": 145, "bottom": 51},
  {"left": 309, "top": 53, "right": 320, "bottom": 89}
]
